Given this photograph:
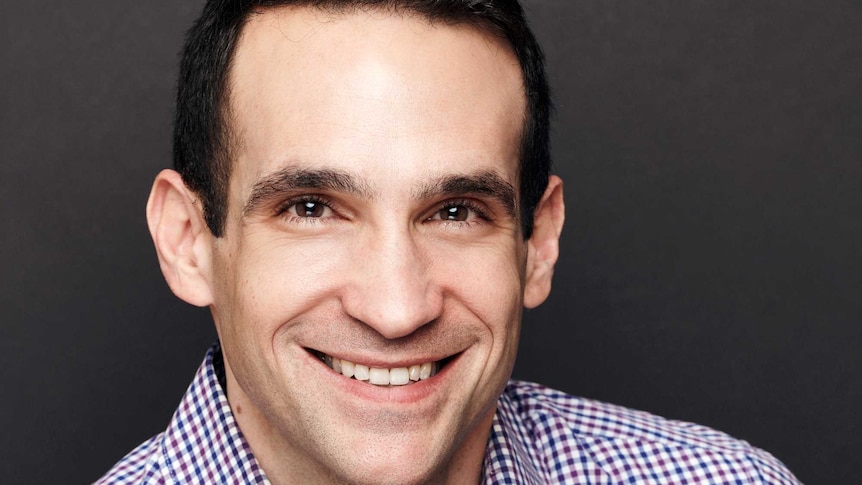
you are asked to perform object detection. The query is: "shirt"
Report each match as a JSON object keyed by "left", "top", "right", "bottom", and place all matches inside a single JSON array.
[{"left": 96, "top": 344, "right": 800, "bottom": 484}]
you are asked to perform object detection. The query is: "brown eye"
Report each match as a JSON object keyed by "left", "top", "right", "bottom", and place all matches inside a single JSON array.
[
  {"left": 439, "top": 205, "right": 469, "bottom": 221},
  {"left": 295, "top": 201, "right": 326, "bottom": 217}
]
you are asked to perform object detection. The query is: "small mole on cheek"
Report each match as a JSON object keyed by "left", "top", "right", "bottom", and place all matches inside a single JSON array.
[{"left": 235, "top": 404, "right": 242, "bottom": 415}]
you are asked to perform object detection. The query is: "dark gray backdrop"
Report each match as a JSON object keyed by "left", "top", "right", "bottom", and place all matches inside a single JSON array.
[{"left": 3, "top": 1, "right": 859, "bottom": 483}]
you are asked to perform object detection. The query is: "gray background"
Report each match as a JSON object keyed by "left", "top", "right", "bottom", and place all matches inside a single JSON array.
[{"left": 2, "top": 1, "right": 860, "bottom": 483}]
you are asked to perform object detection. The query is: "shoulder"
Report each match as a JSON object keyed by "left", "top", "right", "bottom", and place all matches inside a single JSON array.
[
  {"left": 496, "top": 381, "right": 800, "bottom": 484},
  {"left": 93, "top": 434, "right": 166, "bottom": 485}
]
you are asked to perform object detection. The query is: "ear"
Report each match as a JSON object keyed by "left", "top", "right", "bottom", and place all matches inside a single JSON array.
[
  {"left": 523, "top": 175, "right": 565, "bottom": 309},
  {"left": 146, "top": 169, "right": 214, "bottom": 307}
]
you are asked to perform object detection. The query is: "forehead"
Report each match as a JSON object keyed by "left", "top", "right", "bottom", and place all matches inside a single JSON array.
[{"left": 226, "top": 6, "right": 526, "bottom": 198}]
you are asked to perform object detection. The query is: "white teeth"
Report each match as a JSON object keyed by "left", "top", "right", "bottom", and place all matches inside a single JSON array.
[
  {"left": 320, "top": 353, "right": 440, "bottom": 386},
  {"left": 419, "top": 362, "right": 432, "bottom": 380},
  {"left": 390, "top": 367, "right": 409, "bottom": 386},
  {"left": 369, "top": 368, "right": 389, "bottom": 385},
  {"left": 408, "top": 364, "right": 421, "bottom": 381},
  {"left": 340, "top": 360, "right": 355, "bottom": 378},
  {"left": 354, "top": 364, "right": 370, "bottom": 381}
]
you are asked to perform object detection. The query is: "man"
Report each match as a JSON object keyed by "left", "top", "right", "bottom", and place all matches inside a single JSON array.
[{"left": 99, "top": 0, "right": 800, "bottom": 483}]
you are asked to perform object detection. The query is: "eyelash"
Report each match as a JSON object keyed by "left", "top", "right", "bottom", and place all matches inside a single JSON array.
[
  {"left": 430, "top": 199, "right": 491, "bottom": 225},
  {"left": 274, "top": 195, "right": 336, "bottom": 224}
]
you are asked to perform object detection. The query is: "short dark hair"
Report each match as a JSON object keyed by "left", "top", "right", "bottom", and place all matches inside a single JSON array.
[{"left": 174, "top": 0, "right": 551, "bottom": 238}]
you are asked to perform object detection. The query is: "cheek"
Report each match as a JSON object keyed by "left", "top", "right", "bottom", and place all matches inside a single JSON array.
[
  {"left": 248, "top": 235, "right": 349, "bottom": 303},
  {"left": 212, "top": 235, "right": 353, "bottom": 342},
  {"left": 211, "top": 236, "right": 354, "bottom": 400},
  {"left": 430, "top": 240, "right": 526, "bottom": 328},
  {"left": 435, "top": 244, "right": 525, "bottom": 406}
]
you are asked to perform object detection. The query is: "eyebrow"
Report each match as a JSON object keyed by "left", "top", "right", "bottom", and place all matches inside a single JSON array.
[
  {"left": 415, "top": 171, "right": 518, "bottom": 220},
  {"left": 242, "top": 166, "right": 372, "bottom": 218}
]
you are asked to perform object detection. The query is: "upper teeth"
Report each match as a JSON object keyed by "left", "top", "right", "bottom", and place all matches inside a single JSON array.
[{"left": 322, "top": 354, "right": 437, "bottom": 386}]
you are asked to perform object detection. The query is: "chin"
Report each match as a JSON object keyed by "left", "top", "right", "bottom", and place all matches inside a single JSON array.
[
  {"left": 324, "top": 432, "right": 455, "bottom": 485},
  {"left": 336, "top": 464, "right": 445, "bottom": 485}
]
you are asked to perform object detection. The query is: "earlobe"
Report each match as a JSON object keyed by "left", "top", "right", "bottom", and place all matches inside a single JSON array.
[
  {"left": 146, "top": 169, "right": 215, "bottom": 307},
  {"left": 523, "top": 175, "right": 565, "bottom": 309}
]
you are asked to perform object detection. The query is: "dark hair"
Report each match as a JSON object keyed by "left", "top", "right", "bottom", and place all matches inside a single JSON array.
[{"left": 174, "top": 0, "right": 550, "bottom": 238}]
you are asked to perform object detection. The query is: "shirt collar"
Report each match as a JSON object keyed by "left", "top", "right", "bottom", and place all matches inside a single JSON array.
[
  {"left": 160, "top": 343, "right": 270, "bottom": 484},
  {"left": 483, "top": 388, "right": 542, "bottom": 484}
]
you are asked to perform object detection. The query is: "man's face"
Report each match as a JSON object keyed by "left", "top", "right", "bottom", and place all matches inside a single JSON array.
[{"left": 204, "top": 7, "right": 540, "bottom": 484}]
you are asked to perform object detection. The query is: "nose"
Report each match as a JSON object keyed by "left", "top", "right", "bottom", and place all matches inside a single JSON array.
[{"left": 341, "top": 227, "right": 443, "bottom": 340}]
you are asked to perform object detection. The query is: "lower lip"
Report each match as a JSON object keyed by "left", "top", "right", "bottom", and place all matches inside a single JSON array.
[{"left": 305, "top": 350, "right": 456, "bottom": 405}]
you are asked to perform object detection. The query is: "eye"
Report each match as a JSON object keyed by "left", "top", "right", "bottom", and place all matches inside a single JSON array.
[
  {"left": 437, "top": 205, "right": 470, "bottom": 221},
  {"left": 427, "top": 200, "right": 488, "bottom": 225},
  {"left": 276, "top": 196, "right": 335, "bottom": 221},
  {"left": 294, "top": 200, "right": 328, "bottom": 218}
]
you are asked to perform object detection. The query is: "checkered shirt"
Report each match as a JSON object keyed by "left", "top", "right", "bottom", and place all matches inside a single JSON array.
[{"left": 96, "top": 344, "right": 800, "bottom": 484}]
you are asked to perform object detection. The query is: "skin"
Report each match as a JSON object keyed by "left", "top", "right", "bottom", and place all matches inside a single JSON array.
[{"left": 147, "top": 6, "right": 564, "bottom": 485}]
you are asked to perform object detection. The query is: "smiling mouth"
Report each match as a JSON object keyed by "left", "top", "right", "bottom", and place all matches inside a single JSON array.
[{"left": 311, "top": 350, "right": 451, "bottom": 387}]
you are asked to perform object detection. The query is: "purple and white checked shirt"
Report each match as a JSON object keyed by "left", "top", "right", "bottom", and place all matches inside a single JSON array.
[{"left": 97, "top": 344, "right": 800, "bottom": 484}]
